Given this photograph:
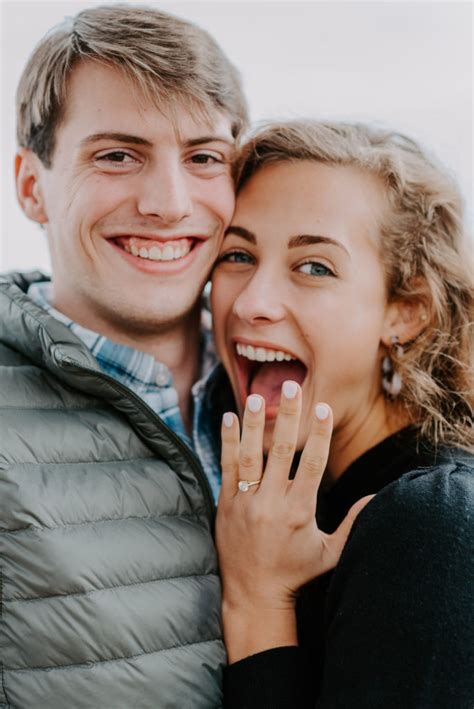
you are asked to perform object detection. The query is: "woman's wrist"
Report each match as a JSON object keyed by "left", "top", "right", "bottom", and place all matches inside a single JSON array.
[{"left": 222, "top": 599, "right": 298, "bottom": 664}]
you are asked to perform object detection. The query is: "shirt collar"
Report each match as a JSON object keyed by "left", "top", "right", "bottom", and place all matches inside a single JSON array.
[{"left": 27, "top": 280, "right": 223, "bottom": 500}]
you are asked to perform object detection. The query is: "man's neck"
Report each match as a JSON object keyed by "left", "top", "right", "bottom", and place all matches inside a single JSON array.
[{"left": 50, "top": 293, "right": 202, "bottom": 431}]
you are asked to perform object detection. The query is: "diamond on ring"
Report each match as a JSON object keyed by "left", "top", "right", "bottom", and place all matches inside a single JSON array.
[{"left": 238, "top": 479, "right": 261, "bottom": 492}]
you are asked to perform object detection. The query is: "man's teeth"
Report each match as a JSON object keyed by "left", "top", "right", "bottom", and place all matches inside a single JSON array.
[
  {"left": 124, "top": 238, "right": 192, "bottom": 261},
  {"left": 236, "top": 343, "right": 296, "bottom": 362}
]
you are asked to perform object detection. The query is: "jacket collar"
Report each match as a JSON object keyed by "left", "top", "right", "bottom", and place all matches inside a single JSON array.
[{"left": 0, "top": 271, "right": 99, "bottom": 375}]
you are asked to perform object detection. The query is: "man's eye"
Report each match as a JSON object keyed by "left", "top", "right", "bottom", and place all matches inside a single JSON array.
[
  {"left": 190, "top": 153, "right": 222, "bottom": 165},
  {"left": 96, "top": 151, "right": 135, "bottom": 163},
  {"left": 297, "top": 261, "right": 335, "bottom": 277}
]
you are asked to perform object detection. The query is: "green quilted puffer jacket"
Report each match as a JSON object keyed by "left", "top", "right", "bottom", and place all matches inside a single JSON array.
[{"left": 0, "top": 272, "right": 225, "bottom": 709}]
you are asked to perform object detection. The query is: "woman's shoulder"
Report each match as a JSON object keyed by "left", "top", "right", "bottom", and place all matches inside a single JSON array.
[
  {"left": 346, "top": 449, "right": 473, "bottom": 566},
  {"left": 328, "top": 450, "right": 473, "bottom": 636},
  {"left": 323, "top": 450, "right": 473, "bottom": 708},
  {"left": 375, "top": 447, "right": 473, "bottom": 517}
]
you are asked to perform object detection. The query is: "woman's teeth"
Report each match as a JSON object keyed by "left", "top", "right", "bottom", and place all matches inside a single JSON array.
[
  {"left": 236, "top": 343, "right": 296, "bottom": 362},
  {"left": 123, "top": 238, "right": 192, "bottom": 261}
]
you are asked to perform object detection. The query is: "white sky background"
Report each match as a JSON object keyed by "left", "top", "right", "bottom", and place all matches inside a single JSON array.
[{"left": 0, "top": 0, "right": 472, "bottom": 273}]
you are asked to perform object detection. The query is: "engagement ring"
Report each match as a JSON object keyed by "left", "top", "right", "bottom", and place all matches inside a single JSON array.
[{"left": 237, "top": 479, "right": 261, "bottom": 492}]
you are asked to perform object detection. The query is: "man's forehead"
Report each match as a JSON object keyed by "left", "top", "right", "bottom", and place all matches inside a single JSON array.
[
  {"left": 154, "top": 100, "right": 233, "bottom": 139},
  {"left": 63, "top": 59, "right": 235, "bottom": 141}
]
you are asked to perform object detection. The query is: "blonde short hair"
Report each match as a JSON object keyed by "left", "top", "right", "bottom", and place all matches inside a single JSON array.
[
  {"left": 237, "top": 121, "right": 473, "bottom": 450},
  {"left": 16, "top": 4, "right": 248, "bottom": 167}
]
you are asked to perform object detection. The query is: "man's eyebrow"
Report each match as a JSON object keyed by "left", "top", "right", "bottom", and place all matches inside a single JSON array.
[
  {"left": 224, "top": 227, "right": 350, "bottom": 257},
  {"left": 185, "top": 135, "right": 235, "bottom": 148},
  {"left": 79, "top": 132, "right": 235, "bottom": 150},
  {"left": 289, "top": 234, "right": 350, "bottom": 257},
  {"left": 224, "top": 226, "right": 256, "bottom": 243},
  {"left": 79, "top": 132, "right": 153, "bottom": 147}
]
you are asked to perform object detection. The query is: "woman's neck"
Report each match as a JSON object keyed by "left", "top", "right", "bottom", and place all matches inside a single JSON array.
[{"left": 325, "top": 396, "right": 410, "bottom": 485}]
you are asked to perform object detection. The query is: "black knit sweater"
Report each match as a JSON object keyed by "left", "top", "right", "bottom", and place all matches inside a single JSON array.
[{"left": 224, "top": 428, "right": 474, "bottom": 708}]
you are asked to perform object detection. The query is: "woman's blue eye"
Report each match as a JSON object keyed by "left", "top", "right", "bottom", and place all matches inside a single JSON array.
[
  {"left": 298, "top": 261, "right": 334, "bottom": 277},
  {"left": 219, "top": 251, "right": 253, "bottom": 264}
]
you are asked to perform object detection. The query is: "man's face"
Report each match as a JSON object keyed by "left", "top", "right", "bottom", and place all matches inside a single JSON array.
[{"left": 24, "top": 61, "right": 235, "bottom": 334}]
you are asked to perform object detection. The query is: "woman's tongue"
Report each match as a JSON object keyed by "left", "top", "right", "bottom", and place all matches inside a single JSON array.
[{"left": 249, "top": 361, "right": 306, "bottom": 407}]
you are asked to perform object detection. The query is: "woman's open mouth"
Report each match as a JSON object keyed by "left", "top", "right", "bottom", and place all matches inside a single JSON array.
[{"left": 234, "top": 341, "right": 308, "bottom": 417}]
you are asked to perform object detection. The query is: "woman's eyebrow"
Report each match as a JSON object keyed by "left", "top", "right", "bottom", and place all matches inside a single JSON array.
[
  {"left": 289, "top": 234, "right": 350, "bottom": 258},
  {"left": 224, "top": 227, "right": 350, "bottom": 258},
  {"left": 224, "top": 226, "right": 256, "bottom": 243}
]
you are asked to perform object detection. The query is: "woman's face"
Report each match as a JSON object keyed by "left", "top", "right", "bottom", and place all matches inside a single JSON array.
[{"left": 211, "top": 160, "right": 393, "bottom": 450}]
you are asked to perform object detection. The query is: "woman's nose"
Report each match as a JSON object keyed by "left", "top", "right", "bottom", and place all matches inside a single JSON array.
[{"left": 232, "top": 272, "right": 286, "bottom": 324}]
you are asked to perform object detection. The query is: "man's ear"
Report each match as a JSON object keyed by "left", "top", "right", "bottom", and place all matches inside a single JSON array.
[
  {"left": 15, "top": 148, "right": 48, "bottom": 224},
  {"left": 381, "top": 292, "right": 430, "bottom": 347}
]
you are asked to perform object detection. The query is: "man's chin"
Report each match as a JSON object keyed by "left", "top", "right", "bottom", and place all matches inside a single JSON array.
[{"left": 96, "top": 293, "right": 203, "bottom": 336}]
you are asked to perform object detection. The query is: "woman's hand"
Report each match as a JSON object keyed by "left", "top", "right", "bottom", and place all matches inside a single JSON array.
[{"left": 216, "top": 380, "right": 372, "bottom": 662}]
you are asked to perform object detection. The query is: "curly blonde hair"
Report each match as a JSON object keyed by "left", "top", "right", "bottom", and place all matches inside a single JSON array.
[{"left": 236, "top": 121, "right": 473, "bottom": 450}]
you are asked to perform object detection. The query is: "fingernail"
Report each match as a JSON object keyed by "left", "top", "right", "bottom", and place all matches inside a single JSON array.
[
  {"left": 247, "top": 395, "right": 263, "bottom": 413},
  {"left": 282, "top": 380, "right": 298, "bottom": 399},
  {"left": 223, "top": 412, "right": 234, "bottom": 428},
  {"left": 315, "top": 403, "right": 329, "bottom": 421}
]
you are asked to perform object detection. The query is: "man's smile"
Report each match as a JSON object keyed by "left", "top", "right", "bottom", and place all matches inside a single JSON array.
[
  {"left": 107, "top": 233, "right": 209, "bottom": 274},
  {"left": 121, "top": 236, "right": 193, "bottom": 261}
]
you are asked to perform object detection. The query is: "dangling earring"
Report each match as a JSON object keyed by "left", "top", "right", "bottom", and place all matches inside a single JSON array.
[{"left": 382, "top": 335, "right": 404, "bottom": 398}]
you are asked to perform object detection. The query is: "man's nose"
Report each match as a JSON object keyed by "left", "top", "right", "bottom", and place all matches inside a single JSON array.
[
  {"left": 232, "top": 270, "right": 287, "bottom": 324},
  {"left": 136, "top": 160, "right": 193, "bottom": 224}
]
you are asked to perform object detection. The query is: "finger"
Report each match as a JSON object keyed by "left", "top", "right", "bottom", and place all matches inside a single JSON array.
[
  {"left": 238, "top": 394, "right": 265, "bottom": 488},
  {"left": 325, "top": 494, "right": 375, "bottom": 568},
  {"left": 220, "top": 412, "right": 241, "bottom": 498},
  {"left": 263, "top": 380, "right": 302, "bottom": 490},
  {"left": 291, "top": 402, "right": 333, "bottom": 503}
]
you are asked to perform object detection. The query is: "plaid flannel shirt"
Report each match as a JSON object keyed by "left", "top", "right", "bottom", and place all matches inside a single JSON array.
[{"left": 28, "top": 282, "right": 222, "bottom": 501}]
